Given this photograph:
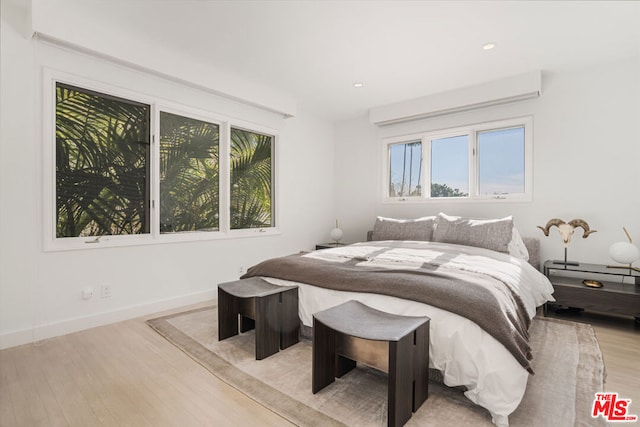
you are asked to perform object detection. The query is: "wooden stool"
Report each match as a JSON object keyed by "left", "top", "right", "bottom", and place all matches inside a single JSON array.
[
  {"left": 218, "top": 277, "right": 299, "bottom": 360},
  {"left": 312, "top": 300, "right": 429, "bottom": 427}
]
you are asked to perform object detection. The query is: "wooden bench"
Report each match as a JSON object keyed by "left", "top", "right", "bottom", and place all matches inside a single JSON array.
[
  {"left": 218, "top": 277, "right": 299, "bottom": 360},
  {"left": 312, "top": 300, "right": 430, "bottom": 427}
]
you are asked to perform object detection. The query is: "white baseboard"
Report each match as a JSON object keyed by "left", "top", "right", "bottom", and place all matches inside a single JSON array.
[{"left": 0, "top": 289, "right": 216, "bottom": 350}]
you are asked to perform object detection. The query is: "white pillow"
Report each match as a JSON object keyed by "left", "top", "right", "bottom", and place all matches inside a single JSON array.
[{"left": 508, "top": 226, "right": 530, "bottom": 261}]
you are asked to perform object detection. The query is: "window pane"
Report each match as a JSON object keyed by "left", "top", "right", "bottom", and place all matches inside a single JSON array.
[
  {"left": 388, "top": 141, "right": 422, "bottom": 197},
  {"left": 55, "top": 83, "right": 150, "bottom": 238},
  {"left": 431, "top": 135, "right": 468, "bottom": 197},
  {"left": 230, "top": 128, "right": 273, "bottom": 229},
  {"left": 478, "top": 127, "right": 525, "bottom": 195},
  {"left": 159, "top": 112, "right": 219, "bottom": 233}
]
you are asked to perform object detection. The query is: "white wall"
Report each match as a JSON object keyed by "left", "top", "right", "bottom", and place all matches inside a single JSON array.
[
  {"left": 0, "top": 2, "right": 335, "bottom": 348},
  {"left": 334, "top": 56, "right": 640, "bottom": 265},
  {"left": 29, "top": 0, "right": 296, "bottom": 117}
]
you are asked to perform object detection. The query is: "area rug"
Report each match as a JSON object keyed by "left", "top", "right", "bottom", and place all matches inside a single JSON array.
[{"left": 147, "top": 305, "right": 606, "bottom": 426}]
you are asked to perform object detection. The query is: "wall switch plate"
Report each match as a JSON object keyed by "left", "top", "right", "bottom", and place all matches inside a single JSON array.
[{"left": 100, "top": 284, "right": 112, "bottom": 298}]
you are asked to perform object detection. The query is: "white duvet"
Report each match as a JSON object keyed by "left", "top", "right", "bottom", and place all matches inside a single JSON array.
[{"left": 262, "top": 240, "right": 555, "bottom": 426}]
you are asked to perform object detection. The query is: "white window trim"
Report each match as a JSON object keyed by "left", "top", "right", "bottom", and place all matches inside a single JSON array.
[
  {"left": 381, "top": 133, "right": 425, "bottom": 202},
  {"left": 43, "top": 68, "right": 279, "bottom": 252},
  {"left": 382, "top": 116, "right": 533, "bottom": 204},
  {"left": 226, "top": 119, "right": 279, "bottom": 238}
]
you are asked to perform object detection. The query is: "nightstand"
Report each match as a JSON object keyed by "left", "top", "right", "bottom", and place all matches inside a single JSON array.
[
  {"left": 543, "top": 260, "right": 640, "bottom": 321},
  {"left": 315, "top": 242, "right": 351, "bottom": 250}
]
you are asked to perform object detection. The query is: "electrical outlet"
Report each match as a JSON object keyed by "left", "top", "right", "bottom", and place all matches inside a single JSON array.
[
  {"left": 82, "top": 287, "right": 94, "bottom": 300},
  {"left": 100, "top": 284, "right": 112, "bottom": 298},
  {"left": 238, "top": 266, "right": 246, "bottom": 275}
]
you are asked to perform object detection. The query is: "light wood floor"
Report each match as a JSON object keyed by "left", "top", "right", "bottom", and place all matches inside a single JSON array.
[
  {"left": 1, "top": 302, "right": 638, "bottom": 427},
  {"left": 0, "top": 301, "right": 293, "bottom": 427},
  {"left": 544, "top": 309, "right": 640, "bottom": 412}
]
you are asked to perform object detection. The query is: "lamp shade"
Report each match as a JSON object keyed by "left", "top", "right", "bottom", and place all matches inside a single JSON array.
[
  {"left": 330, "top": 227, "right": 343, "bottom": 243},
  {"left": 608, "top": 241, "right": 640, "bottom": 264}
]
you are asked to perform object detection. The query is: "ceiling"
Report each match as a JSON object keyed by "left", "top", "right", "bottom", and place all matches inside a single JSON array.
[{"left": 34, "top": 1, "right": 640, "bottom": 122}]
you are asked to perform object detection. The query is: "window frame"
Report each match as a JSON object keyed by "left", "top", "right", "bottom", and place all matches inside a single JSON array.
[
  {"left": 153, "top": 104, "right": 225, "bottom": 242},
  {"left": 43, "top": 69, "right": 279, "bottom": 251},
  {"left": 54, "top": 80, "right": 153, "bottom": 239},
  {"left": 225, "top": 122, "right": 278, "bottom": 238},
  {"left": 382, "top": 116, "right": 533, "bottom": 203},
  {"left": 228, "top": 125, "right": 276, "bottom": 232}
]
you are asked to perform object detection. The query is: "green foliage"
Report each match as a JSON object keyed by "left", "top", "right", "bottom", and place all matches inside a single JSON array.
[
  {"left": 56, "top": 84, "right": 149, "bottom": 237},
  {"left": 430, "top": 183, "right": 468, "bottom": 198},
  {"left": 159, "top": 112, "right": 219, "bottom": 233},
  {"left": 56, "top": 83, "right": 274, "bottom": 238},
  {"left": 230, "top": 128, "right": 273, "bottom": 229}
]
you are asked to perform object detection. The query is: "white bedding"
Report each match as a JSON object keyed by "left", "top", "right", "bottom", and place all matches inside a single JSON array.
[{"left": 262, "top": 240, "right": 555, "bottom": 426}]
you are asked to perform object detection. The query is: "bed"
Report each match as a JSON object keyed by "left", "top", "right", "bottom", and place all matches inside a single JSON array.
[{"left": 240, "top": 213, "right": 555, "bottom": 426}]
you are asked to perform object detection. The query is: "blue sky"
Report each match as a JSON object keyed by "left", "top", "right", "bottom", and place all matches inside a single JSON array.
[
  {"left": 477, "top": 127, "right": 525, "bottom": 194},
  {"left": 431, "top": 135, "right": 468, "bottom": 194}
]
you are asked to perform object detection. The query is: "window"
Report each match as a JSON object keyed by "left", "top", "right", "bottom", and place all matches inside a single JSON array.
[
  {"left": 47, "top": 74, "right": 277, "bottom": 249},
  {"left": 430, "top": 135, "right": 469, "bottom": 198},
  {"left": 477, "top": 127, "right": 525, "bottom": 196},
  {"left": 56, "top": 83, "right": 151, "bottom": 238},
  {"left": 388, "top": 140, "right": 422, "bottom": 197},
  {"left": 230, "top": 127, "right": 274, "bottom": 229},
  {"left": 382, "top": 117, "right": 532, "bottom": 202},
  {"left": 159, "top": 111, "right": 220, "bottom": 233}
]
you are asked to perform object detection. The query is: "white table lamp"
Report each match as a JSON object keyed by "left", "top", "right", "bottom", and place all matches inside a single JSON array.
[
  {"left": 330, "top": 220, "right": 343, "bottom": 244},
  {"left": 607, "top": 227, "right": 640, "bottom": 273}
]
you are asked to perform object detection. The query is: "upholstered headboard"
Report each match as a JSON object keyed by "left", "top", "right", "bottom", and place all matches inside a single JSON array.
[
  {"left": 521, "top": 237, "right": 540, "bottom": 271},
  {"left": 365, "top": 230, "right": 540, "bottom": 271}
]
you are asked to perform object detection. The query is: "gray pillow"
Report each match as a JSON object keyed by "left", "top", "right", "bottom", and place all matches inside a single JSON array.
[
  {"left": 371, "top": 216, "right": 436, "bottom": 241},
  {"left": 432, "top": 213, "right": 514, "bottom": 253}
]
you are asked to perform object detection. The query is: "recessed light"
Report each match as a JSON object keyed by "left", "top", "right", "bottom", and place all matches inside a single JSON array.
[
  {"left": 483, "top": 42, "right": 496, "bottom": 50},
  {"left": 353, "top": 82, "right": 364, "bottom": 88}
]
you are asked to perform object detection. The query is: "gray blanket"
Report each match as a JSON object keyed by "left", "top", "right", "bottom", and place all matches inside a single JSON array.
[{"left": 241, "top": 252, "right": 534, "bottom": 374}]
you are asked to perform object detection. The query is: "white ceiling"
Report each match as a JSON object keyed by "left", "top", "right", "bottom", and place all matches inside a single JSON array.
[{"left": 39, "top": 1, "right": 640, "bottom": 122}]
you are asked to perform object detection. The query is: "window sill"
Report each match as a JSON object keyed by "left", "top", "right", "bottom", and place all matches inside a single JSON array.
[
  {"left": 382, "top": 195, "right": 532, "bottom": 204},
  {"left": 43, "top": 227, "right": 281, "bottom": 252}
]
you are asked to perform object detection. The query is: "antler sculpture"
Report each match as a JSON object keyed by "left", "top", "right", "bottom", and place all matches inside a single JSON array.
[{"left": 537, "top": 218, "right": 597, "bottom": 248}]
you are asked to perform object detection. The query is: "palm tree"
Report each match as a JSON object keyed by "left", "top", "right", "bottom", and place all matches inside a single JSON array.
[
  {"left": 391, "top": 141, "right": 422, "bottom": 197},
  {"left": 56, "top": 83, "right": 273, "bottom": 237},
  {"left": 159, "top": 111, "right": 219, "bottom": 233},
  {"left": 230, "top": 128, "right": 273, "bottom": 229},
  {"left": 56, "top": 83, "right": 150, "bottom": 238}
]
